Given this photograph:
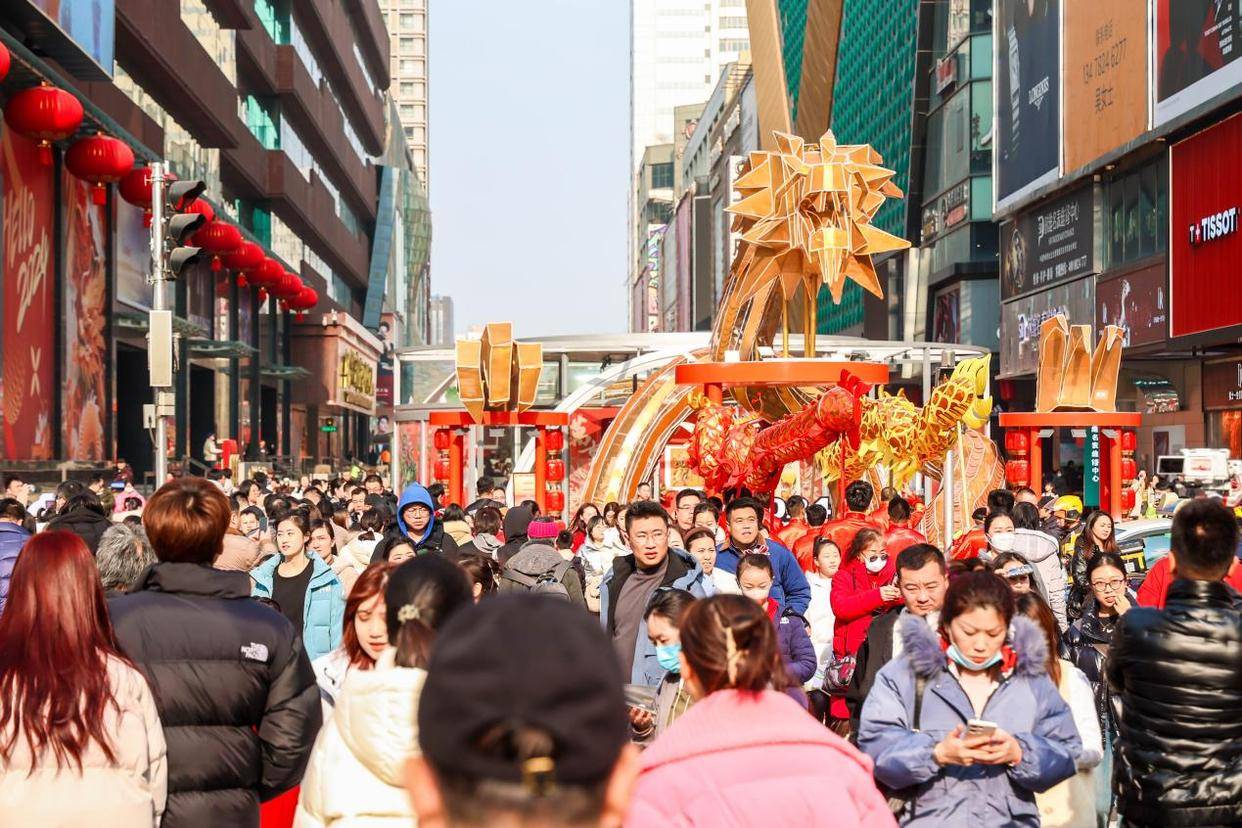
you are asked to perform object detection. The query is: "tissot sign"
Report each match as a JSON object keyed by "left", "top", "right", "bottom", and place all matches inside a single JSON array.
[{"left": 1172, "top": 112, "right": 1242, "bottom": 339}]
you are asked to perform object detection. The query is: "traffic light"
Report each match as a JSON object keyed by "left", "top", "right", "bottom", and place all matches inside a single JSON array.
[{"left": 162, "top": 179, "right": 206, "bottom": 279}]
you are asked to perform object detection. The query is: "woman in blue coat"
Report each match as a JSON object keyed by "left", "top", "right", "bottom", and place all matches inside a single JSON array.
[
  {"left": 251, "top": 510, "right": 344, "bottom": 661},
  {"left": 858, "top": 570, "right": 1080, "bottom": 826}
]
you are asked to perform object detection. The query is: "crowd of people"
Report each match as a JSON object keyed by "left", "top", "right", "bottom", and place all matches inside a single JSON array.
[{"left": 0, "top": 465, "right": 1239, "bottom": 828}]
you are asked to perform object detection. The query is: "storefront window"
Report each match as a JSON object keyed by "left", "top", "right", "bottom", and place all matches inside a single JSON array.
[
  {"left": 1105, "top": 156, "right": 1168, "bottom": 270},
  {"left": 1208, "top": 410, "right": 1242, "bottom": 459}
]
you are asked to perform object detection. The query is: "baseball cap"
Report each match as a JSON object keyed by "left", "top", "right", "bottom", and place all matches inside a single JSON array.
[{"left": 418, "top": 595, "right": 628, "bottom": 788}]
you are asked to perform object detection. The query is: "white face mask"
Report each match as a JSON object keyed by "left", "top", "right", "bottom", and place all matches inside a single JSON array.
[
  {"left": 864, "top": 555, "right": 888, "bottom": 574},
  {"left": 989, "top": 531, "right": 1016, "bottom": 552}
]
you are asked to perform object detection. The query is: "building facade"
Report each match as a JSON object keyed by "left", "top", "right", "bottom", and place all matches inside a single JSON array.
[
  {"left": 379, "top": 0, "right": 429, "bottom": 188},
  {"left": 0, "top": 0, "right": 425, "bottom": 482},
  {"left": 429, "top": 294, "right": 455, "bottom": 346}
]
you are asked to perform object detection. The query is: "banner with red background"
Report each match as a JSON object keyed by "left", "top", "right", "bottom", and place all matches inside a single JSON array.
[
  {"left": 62, "top": 173, "right": 109, "bottom": 460},
  {"left": 2, "top": 128, "right": 56, "bottom": 460},
  {"left": 1171, "top": 112, "right": 1242, "bottom": 339}
]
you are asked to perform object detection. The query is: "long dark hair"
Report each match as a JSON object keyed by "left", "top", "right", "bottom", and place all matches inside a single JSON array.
[
  {"left": 1075, "top": 511, "right": 1119, "bottom": 558},
  {"left": 1015, "top": 592, "right": 1061, "bottom": 685},
  {"left": 385, "top": 556, "right": 473, "bottom": 668},
  {"left": 678, "top": 594, "right": 788, "bottom": 695},
  {"left": 0, "top": 532, "right": 133, "bottom": 769}
]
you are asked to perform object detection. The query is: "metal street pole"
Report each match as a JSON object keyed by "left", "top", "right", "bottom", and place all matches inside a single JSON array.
[{"left": 148, "top": 163, "right": 172, "bottom": 487}]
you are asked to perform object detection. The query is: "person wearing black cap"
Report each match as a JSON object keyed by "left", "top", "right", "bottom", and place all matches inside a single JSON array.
[{"left": 406, "top": 595, "right": 639, "bottom": 828}]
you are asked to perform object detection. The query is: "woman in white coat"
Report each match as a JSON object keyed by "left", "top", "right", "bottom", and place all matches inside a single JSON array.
[
  {"left": 1016, "top": 593, "right": 1102, "bottom": 828},
  {"left": 804, "top": 537, "right": 840, "bottom": 723},
  {"left": 295, "top": 555, "right": 473, "bottom": 827}
]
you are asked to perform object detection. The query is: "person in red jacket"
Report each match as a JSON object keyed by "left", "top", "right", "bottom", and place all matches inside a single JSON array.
[
  {"left": 883, "top": 496, "right": 925, "bottom": 557},
  {"left": 867, "top": 486, "right": 898, "bottom": 532},
  {"left": 792, "top": 503, "right": 830, "bottom": 572},
  {"left": 828, "top": 526, "right": 900, "bottom": 735},
  {"left": 823, "top": 481, "right": 880, "bottom": 560},
  {"left": 773, "top": 495, "right": 811, "bottom": 551},
  {"left": 1137, "top": 552, "right": 1242, "bottom": 608}
]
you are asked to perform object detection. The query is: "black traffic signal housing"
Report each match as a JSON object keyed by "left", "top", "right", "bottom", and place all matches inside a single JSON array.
[{"left": 163, "top": 179, "right": 207, "bottom": 280}]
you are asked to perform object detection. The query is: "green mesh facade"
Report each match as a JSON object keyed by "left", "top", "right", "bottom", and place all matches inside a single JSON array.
[
  {"left": 817, "top": 0, "right": 919, "bottom": 333},
  {"left": 778, "top": 0, "right": 810, "bottom": 123}
]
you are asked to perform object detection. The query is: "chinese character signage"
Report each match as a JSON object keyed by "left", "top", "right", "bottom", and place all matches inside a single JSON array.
[
  {"left": 1063, "top": 0, "right": 1149, "bottom": 172},
  {"left": 1000, "top": 276, "right": 1095, "bottom": 377},
  {"left": 1001, "top": 186, "right": 1095, "bottom": 301}
]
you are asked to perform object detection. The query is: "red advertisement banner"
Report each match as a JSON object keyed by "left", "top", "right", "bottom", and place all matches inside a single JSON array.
[
  {"left": 62, "top": 173, "right": 109, "bottom": 460},
  {"left": 2, "top": 128, "right": 56, "bottom": 460}
]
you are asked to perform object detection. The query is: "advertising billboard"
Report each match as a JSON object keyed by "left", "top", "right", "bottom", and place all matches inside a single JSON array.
[
  {"left": 995, "top": 0, "right": 1061, "bottom": 208},
  {"left": 27, "top": 0, "right": 115, "bottom": 78},
  {"left": 1096, "top": 262, "right": 1168, "bottom": 348},
  {"left": 1155, "top": 0, "right": 1242, "bottom": 125},
  {"left": 1170, "top": 112, "right": 1242, "bottom": 338},
  {"left": 1001, "top": 186, "right": 1095, "bottom": 301},
  {"left": 1063, "top": 0, "right": 1149, "bottom": 172},
  {"left": 1, "top": 128, "right": 57, "bottom": 460},
  {"left": 62, "top": 174, "right": 109, "bottom": 461},
  {"left": 1000, "top": 276, "right": 1095, "bottom": 377}
]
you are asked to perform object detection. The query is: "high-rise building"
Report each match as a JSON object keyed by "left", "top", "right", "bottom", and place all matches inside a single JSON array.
[
  {"left": 429, "top": 295, "right": 455, "bottom": 345},
  {"left": 380, "top": 0, "right": 429, "bottom": 188},
  {"left": 629, "top": 0, "right": 750, "bottom": 313}
]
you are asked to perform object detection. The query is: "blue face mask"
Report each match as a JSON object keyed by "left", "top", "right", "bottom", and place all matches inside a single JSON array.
[
  {"left": 655, "top": 642, "right": 682, "bottom": 673},
  {"left": 946, "top": 644, "right": 1002, "bottom": 672}
]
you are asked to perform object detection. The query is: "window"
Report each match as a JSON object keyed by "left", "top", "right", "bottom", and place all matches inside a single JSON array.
[
  {"left": 651, "top": 162, "right": 674, "bottom": 190},
  {"left": 719, "top": 16, "right": 747, "bottom": 29},
  {"left": 411, "top": 126, "right": 426, "bottom": 144},
  {"left": 400, "top": 59, "right": 417, "bottom": 75},
  {"left": 1105, "top": 156, "right": 1168, "bottom": 270},
  {"left": 719, "top": 38, "right": 749, "bottom": 52},
  {"left": 401, "top": 104, "right": 415, "bottom": 118},
  {"left": 404, "top": 126, "right": 416, "bottom": 138},
  {"left": 400, "top": 82, "right": 416, "bottom": 98},
  {"left": 400, "top": 37, "right": 416, "bottom": 54},
  {"left": 411, "top": 59, "right": 425, "bottom": 78},
  {"left": 412, "top": 103, "right": 425, "bottom": 121},
  {"left": 400, "top": 12, "right": 424, "bottom": 32}
]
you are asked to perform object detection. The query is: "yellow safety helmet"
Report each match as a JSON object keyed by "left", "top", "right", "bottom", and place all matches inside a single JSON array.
[{"left": 1052, "top": 495, "right": 1083, "bottom": 516}]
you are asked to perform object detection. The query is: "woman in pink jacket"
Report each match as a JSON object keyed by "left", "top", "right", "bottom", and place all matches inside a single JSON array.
[{"left": 626, "top": 594, "right": 895, "bottom": 828}]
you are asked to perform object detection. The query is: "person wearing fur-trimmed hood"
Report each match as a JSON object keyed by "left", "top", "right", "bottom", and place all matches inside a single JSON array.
[{"left": 857, "top": 570, "right": 1080, "bottom": 826}]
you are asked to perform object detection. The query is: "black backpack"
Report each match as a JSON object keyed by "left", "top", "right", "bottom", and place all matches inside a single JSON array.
[{"left": 501, "top": 558, "right": 574, "bottom": 599}]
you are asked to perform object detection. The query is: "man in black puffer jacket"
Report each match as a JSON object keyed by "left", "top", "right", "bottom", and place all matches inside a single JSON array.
[
  {"left": 110, "top": 477, "right": 321, "bottom": 828},
  {"left": 1107, "top": 498, "right": 1242, "bottom": 828},
  {"left": 45, "top": 490, "right": 112, "bottom": 553}
]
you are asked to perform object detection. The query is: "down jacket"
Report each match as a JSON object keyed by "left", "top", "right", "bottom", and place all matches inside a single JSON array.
[
  {"left": 858, "top": 614, "right": 1081, "bottom": 826},
  {"left": 1106, "top": 578, "right": 1242, "bottom": 827},
  {"left": 0, "top": 655, "right": 167, "bottom": 828},
  {"left": 627, "top": 689, "right": 895, "bottom": 827},
  {"left": 294, "top": 649, "right": 425, "bottom": 827},
  {"left": 1011, "top": 528, "right": 1068, "bottom": 630},
  {"left": 251, "top": 553, "right": 346, "bottom": 662},
  {"left": 0, "top": 520, "right": 30, "bottom": 614},
  {"left": 109, "top": 563, "right": 322, "bottom": 828}
]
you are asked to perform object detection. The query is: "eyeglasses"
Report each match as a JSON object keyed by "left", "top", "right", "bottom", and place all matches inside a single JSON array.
[
  {"left": 865, "top": 555, "right": 889, "bottom": 565},
  {"left": 631, "top": 530, "right": 668, "bottom": 544},
  {"left": 1091, "top": 578, "right": 1125, "bottom": 592}
]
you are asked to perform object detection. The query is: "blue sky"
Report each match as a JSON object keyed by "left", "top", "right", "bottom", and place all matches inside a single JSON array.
[{"left": 429, "top": 0, "right": 629, "bottom": 338}]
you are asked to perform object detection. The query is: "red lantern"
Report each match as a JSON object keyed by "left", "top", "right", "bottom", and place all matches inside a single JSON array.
[
  {"left": 434, "top": 458, "right": 451, "bottom": 481},
  {"left": 224, "top": 240, "right": 264, "bottom": 272},
  {"left": 183, "top": 198, "right": 215, "bottom": 223},
  {"left": 1003, "top": 430, "right": 1029, "bottom": 455},
  {"left": 118, "top": 166, "right": 155, "bottom": 226},
  {"left": 1121, "top": 430, "right": 1137, "bottom": 453},
  {"left": 192, "top": 220, "right": 243, "bottom": 271},
  {"left": 544, "top": 459, "right": 565, "bottom": 483},
  {"left": 65, "top": 134, "right": 134, "bottom": 205},
  {"left": 4, "top": 82, "right": 84, "bottom": 165},
  {"left": 433, "top": 429, "right": 451, "bottom": 450},
  {"left": 1005, "top": 459, "right": 1030, "bottom": 487},
  {"left": 545, "top": 489, "right": 565, "bottom": 512},
  {"left": 257, "top": 287, "right": 268, "bottom": 302},
  {"left": 544, "top": 428, "right": 564, "bottom": 452},
  {"left": 289, "top": 286, "right": 318, "bottom": 312},
  {"left": 1120, "top": 489, "right": 1136, "bottom": 512},
  {"left": 0, "top": 43, "right": 10, "bottom": 83},
  {"left": 251, "top": 258, "right": 284, "bottom": 289},
  {"left": 273, "top": 272, "right": 303, "bottom": 300},
  {"left": 1121, "top": 458, "right": 1138, "bottom": 482}
]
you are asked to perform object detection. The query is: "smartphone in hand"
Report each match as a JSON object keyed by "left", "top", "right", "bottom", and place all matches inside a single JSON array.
[{"left": 965, "top": 718, "right": 997, "bottom": 739}]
